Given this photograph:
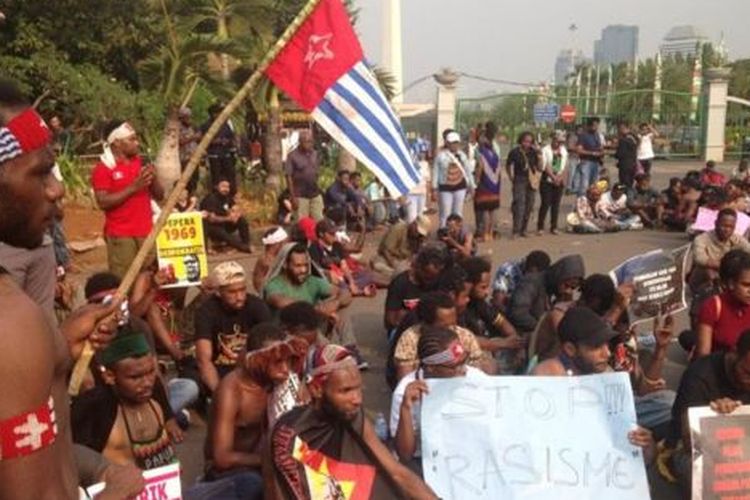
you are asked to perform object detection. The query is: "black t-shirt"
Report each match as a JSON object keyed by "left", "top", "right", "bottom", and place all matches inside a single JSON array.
[
  {"left": 615, "top": 134, "right": 638, "bottom": 170},
  {"left": 670, "top": 352, "right": 750, "bottom": 444},
  {"left": 308, "top": 241, "right": 346, "bottom": 270},
  {"left": 195, "top": 294, "right": 272, "bottom": 372},
  {"left": 200, "top": 192, "right": 233, "bottom": 217},
  {"left": 463, "top": 298, "right": 503, "bottom": 338},
  {"left": 506, "top": 147, "right": 539, "bottom": 179},
  {"left": 384, "top": 271, "right": 434, "bottom": 316}
]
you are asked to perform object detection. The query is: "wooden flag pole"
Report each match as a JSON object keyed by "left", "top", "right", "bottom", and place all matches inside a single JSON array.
[{"left": 69, "top": 0, "right": 324, "bottom": 395}]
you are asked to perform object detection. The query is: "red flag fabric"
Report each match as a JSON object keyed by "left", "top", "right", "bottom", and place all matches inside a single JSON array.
[{"left": 265, "top": 0, "right": 363, "bottom": 112}]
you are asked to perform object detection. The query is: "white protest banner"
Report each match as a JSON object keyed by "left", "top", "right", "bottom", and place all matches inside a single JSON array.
[
  {"left": 155, "top": 211, "right": 208, "bottom": 288},
  {"left": 83, "top": 462, "right": 181, "bottom": 499},
  {"left": 421, "top": 372, "right": 650, "bottom": 500},
  {"left": 689, "top": 405, "right": 750, "bottom": 500},
  {"left": 609, "top": 245, "right": 689, "bottom": 325}
]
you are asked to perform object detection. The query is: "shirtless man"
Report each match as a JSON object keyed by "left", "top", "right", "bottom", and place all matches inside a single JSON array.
[
  {"left": 206, "top": 323, "right": 307, "bottom": 498},
  {"left": 0, "top": 80, "right": 137, "bottom": 498},
  {"left": 72, "top": 332, "right": 177, "bottom": 471}
]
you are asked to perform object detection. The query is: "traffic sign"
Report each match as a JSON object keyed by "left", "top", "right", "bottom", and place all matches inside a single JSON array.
[
  {"left": 560, "top": 104, "right": 577, "bottom": 124},
  {"left": 533, "top": 103, "right": 559, "bottom": 124}
]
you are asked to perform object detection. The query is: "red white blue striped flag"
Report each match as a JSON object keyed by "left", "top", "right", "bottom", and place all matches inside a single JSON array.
[{"left": 265, "top": 0, "right": 419, "bottom": 196}]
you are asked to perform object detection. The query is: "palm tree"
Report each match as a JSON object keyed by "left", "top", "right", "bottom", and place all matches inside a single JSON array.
[
  {"left": 178, "top": 0, "right": 276, "bottom": 80},
  {"left": 141, "top": 0, "right": 239, "bottom": 187}
]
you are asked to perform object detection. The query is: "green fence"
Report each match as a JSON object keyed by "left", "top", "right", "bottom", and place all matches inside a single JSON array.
[{"left": 456, "top": 89, "right": 712, "bottom": 159}]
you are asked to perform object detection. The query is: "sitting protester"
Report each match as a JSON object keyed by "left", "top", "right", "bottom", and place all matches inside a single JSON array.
[
  {"left": 264, "top": 242, "right": 366, "bottom": 367},
  {"left": 508, "top": 254, "right": 584, "bottom": 338},
  {"left": 661, "top": 177, "right": 689, "bottom": 231},
  {"left": 531, "top": 307, "right": 655, "bottom": 463},
  {"left": 392, "top": 291, "right": 486, "bottom": 382},
  {"left": 201, "top": 178, "right": 252, "bottom": 253},
  {"left": 701, "top": 160, "right": 726, "bottom": 187},
  {"left": 460, "top": 257, "right": 524, "bottom": 373},
  {"left": 491, "top": 250, "right": 551, "bottom": 310},
  {"left": 270, "top": 345, "right": 438, "bottom": 499},
  {"left": 596, "top": 182, "right": 643, "bottom": 231},
  {"left": 391, "top": 326, "right": 486, "bottom": 473},
  {"left": 627, "top": 173, "right": 663, "bottom": 228},
  {"left": 279, "top": 301, "right": 329, "bottom": 352},
  {"left": 203, "top": 324, "right": 307, "bottom": 499},
  {"left": 383, "top": 244, "right": 447, "bottom": 333},
  {"left": 324, "top": 170, "right": 360, "bottom": 224},
  {"left": 72, "top": 332, "right": 178, "bottom": 471},
  {"left": 309, "top": 219, "right": 378, "bottom": 297},
  {"left": 438, "top": 214, "right": 475, "bottom": 261},
  {"left": 567, "top": 185, "right": 617, "bottom": 233},
  {"left": 195, "top": 262, "right": 272, "bottom": 394},
  {"left": 662, "top": 330, "right": 750, "bottom": 494},
  {"left": 371, "top": 215, "right": 431, "bottom": 280},
  {"left": 695, "top": 249, "right": 750, "bottom": 358}
]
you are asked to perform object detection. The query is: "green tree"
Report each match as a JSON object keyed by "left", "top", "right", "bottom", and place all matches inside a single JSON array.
[
  {"left": 0, "top": 0, "right": 162, "bottom": 89},
  {"left": 140, "top": 0, "right": 240, "bottom": 186}
]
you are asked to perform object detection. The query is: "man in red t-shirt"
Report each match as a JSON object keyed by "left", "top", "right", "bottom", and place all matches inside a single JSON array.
[{"left": 92, "top": 121, "right": 164, "bottom": 278}]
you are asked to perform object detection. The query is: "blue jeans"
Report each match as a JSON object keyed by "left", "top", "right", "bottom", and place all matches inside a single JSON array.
[
  {"left": 405, "top": 194, "right": 426, "bottom": 223},
  {"left": 167, "top": 378, "right": 200, "bottom": 414},
  {"left": 438, "top": 189, "right": 466, "bottom": 227},
  {"left": 635, "top": 389, "right": 676, "bottom": 429},
  {"left": 184, "top": 471, "right": 263, "bottom": 500},
  {"left": 576, "top": 160, "right": 600, "bottom": 196}
]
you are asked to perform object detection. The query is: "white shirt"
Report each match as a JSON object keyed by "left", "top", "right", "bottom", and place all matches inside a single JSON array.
[
  {"left": 389, "top": 366, "right": 485, "bottom": 457},
  {"left": 637, "top": 133, "right": 654, "bottom": 160},
  {"left": 596, "top": 191, "right": 628, "bottom": 219}
]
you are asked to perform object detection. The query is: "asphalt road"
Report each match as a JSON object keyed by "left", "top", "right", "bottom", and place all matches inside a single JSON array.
[{"left": 175, "top": 159, "right": 731, "bottom": 498}]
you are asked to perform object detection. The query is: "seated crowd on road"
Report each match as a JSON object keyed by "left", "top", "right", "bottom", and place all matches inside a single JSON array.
[{"left": 5, "top": 74, "right": 750, "bottom": 500}]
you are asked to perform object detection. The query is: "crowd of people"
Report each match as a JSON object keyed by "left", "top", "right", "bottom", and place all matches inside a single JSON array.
[{"left": 5, "top": 72, "right": 750, "bottom": 500}]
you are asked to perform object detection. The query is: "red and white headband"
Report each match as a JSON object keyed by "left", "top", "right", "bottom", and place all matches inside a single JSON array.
[{"left": 0, "top": 109, "right": 52, "bottom": 164}]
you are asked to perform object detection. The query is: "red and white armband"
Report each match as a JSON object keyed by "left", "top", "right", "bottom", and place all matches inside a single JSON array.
[{"left": 0, "top": 397, "right": 58, "bottom": 460}]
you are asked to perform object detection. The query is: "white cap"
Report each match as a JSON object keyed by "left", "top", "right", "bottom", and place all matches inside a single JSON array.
[{"left": 446, "top": 132, "right": 461, "bottom": 143}]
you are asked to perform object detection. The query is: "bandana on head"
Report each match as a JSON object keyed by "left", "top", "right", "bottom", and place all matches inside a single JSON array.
[
  {"left": 100, "top": 122, "right": 136, "bottom": 168},
  {"left": 245, "top": 337, "right": 308, "bottom": 384},
  {"left": 99, "top": 332, "right": 151, "bottom": 367},
  {"left": 0, "top": 108, "right": 52, "bottom": 164},
  {"left": 262, "top": 227, "right": 289, "bottom": 246},
  {"left": 306, "top": 344, "right": 356, "bottom": 385},
  {"left": 421, "top": 340, "right": 466, "bottom": 366}
]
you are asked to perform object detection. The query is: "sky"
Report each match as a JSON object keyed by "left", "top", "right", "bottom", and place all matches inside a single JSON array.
[{"left": 354, "top": 0, "right": 750, "bottom": 102}]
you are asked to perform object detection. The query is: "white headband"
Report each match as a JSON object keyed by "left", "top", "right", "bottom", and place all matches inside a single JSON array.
[
  {"left": 106, "top": 123, "right": 136, "bottom": 145},
  {"left": 262, "top": 227, "right": 289, "bottom": 246},
  {"left": 100, "top": 123, "right": 136, "bottom": 168}
]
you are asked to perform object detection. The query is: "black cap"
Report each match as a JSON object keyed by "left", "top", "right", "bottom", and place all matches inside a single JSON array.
[{"left": 559, "top": 306, "right": 618, "bottom": 347}]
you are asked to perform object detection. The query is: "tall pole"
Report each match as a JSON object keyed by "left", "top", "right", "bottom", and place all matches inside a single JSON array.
[
  {"left": 593, "top": 65, "right": 601, "bottom": 115},
  {"left": 383, "top": 0, "right": 404, "bottom": 104},
  {"left": 652, "top": 52, "right": 663, "bottom": 122}
]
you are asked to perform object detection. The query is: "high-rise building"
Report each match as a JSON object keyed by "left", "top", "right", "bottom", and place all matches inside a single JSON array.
[
  {"left": 660, "top": 25, "right": 708, "bottom": 59},
  {"left": 593, "top": 25, "right": 638, "bottom": 66},
  {"left": 554, "top": 49, "right": 588, "bottom": 85}
]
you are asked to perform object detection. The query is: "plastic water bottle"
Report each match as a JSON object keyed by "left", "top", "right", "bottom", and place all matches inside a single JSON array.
[{"left": 374, "top": 412, "right": 389, "bottom": 442}]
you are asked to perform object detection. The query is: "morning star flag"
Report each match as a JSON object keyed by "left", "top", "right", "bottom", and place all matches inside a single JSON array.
[{"left": 265, "top": 0, "right": 419, "bottom": 196}]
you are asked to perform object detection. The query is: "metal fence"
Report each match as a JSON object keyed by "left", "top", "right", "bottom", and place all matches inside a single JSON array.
[{"left": 456, "top": 89, "right": 712, "bottom": 159}]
